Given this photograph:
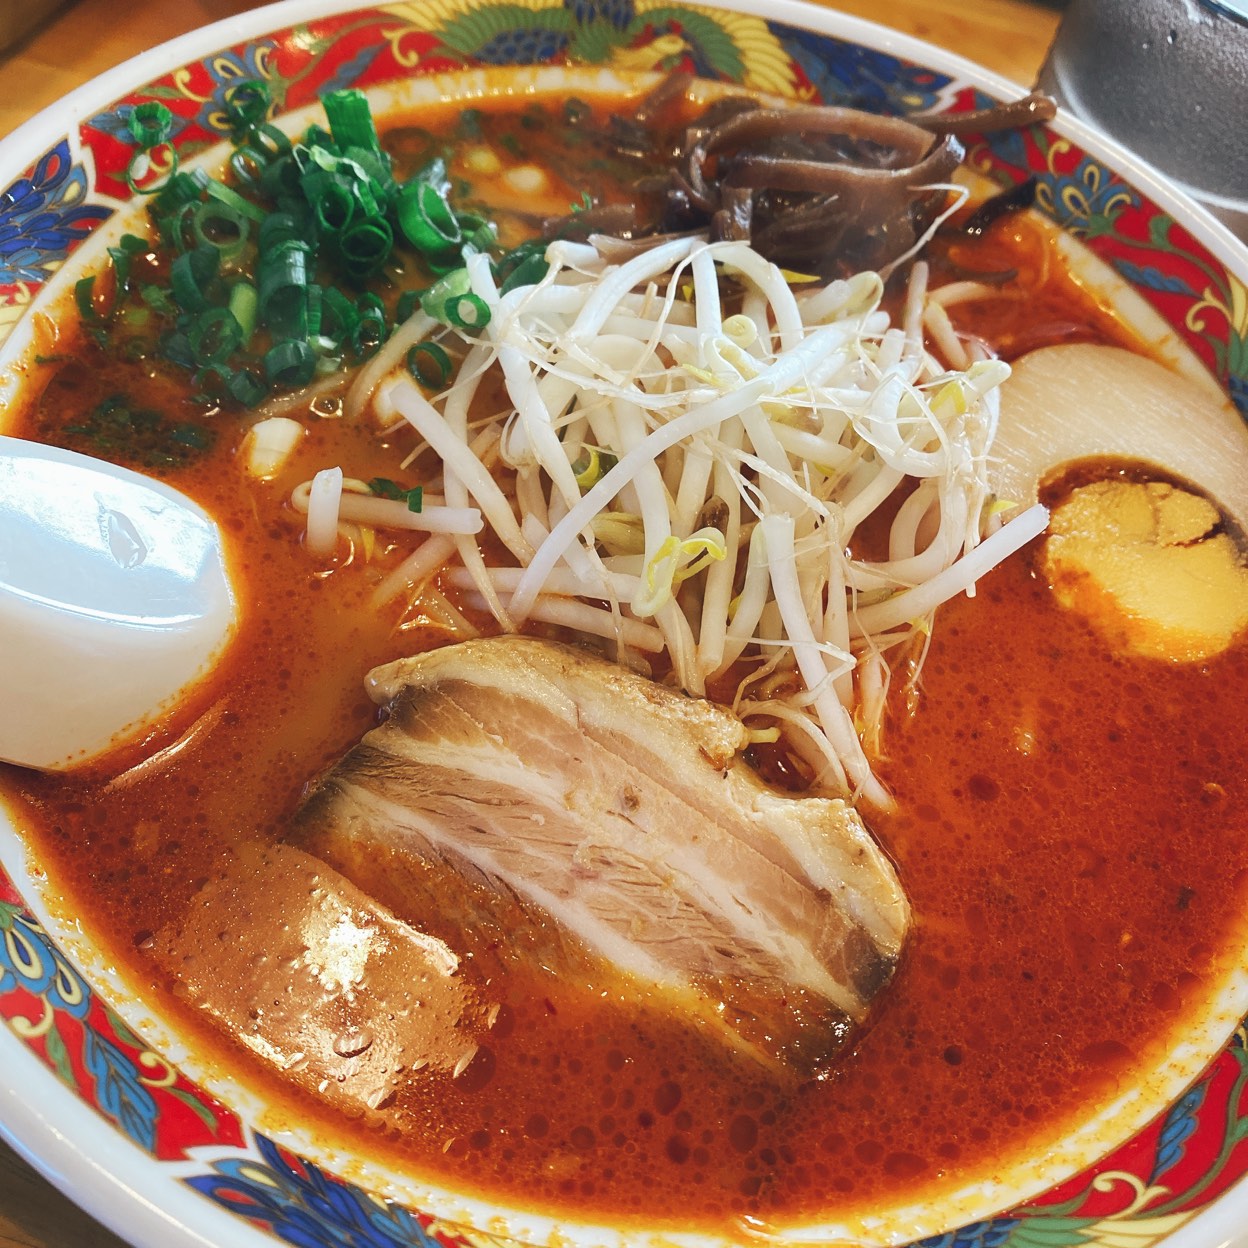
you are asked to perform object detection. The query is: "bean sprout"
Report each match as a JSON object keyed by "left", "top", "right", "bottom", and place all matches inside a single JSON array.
[{"left": 321, "top": 236, "right": 1047, "bottom": 806}]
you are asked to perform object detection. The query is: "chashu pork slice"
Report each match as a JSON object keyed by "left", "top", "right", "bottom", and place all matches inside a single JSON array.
[
  {"left": 148, "top": 842, "right": 494, "bottom": 1117},
  {"left": 293, "top": 636, "right": 910, "bottom": 1076}
]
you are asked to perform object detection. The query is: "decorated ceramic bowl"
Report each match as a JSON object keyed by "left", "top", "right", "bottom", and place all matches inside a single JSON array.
[{"left": 1, "top": 3, "right": 1248, "bottom": 1248}]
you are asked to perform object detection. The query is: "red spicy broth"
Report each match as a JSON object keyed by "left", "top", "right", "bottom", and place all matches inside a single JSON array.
[{"left": 2, "top": 92, "right": 1248, "bottom": 1232}]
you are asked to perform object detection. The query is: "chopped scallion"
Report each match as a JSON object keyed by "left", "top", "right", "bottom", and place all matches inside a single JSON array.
[
  {"left": 87, "top": 78, "right": 503, "bottom": 408},
  {"left": 170, "top": 244, "right": 220, "bottom": 312},
  {"left": 128, "top": 101, "right": 174, "bottom": 150},
  {"left": 446, "top": 291, "right": 489, "bottom": 330},
  {"left": 222, "top": 79, "right": 271, "bottom": 138},
  {"left": 258, "top": 240, "right": 311, "bottom": 337},
  {"left": 407, "top": 341, "right": 451, "bottom": 389},
  {"left": 75, "top": 275, "right": 104, "bottom": 325},
  {"left": 368, "top": 478, "right": 424, "bottom": 512},
  {"left": 339, "top": 217, "right": 393, "bottom": 278},
  {"left": 190, "top": 200, "right": 251, "bottom": 260},
  {"left": 264, "top": 339, "right": 316, "bottom": 387},
  {"left": 397, "top": 180, "right": 461, "bottom": 260},
  {"left": 227, "top": 281, "right": 258, "bottom": 345},
  {"left": 188, "top": 307, "right": 244, "bottom": 365},
  {"left": 227, "top": 367, "right": 268, "bottom": 407},
  {"left": 323, "top": 89, "right": 381, "bottom": 154}
]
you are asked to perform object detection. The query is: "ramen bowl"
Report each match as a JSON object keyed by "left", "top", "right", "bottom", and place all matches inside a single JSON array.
[{"left": 1, "top": 3, "right": 1248, "bottom": 1247}]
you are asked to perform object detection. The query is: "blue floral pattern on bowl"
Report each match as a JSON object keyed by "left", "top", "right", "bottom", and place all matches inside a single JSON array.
[{"left": 0, "top": 138, "right": 112, "bottom": 288}]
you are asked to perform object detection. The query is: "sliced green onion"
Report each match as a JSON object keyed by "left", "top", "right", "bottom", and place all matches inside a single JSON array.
[
  {"left": 260, "top": 156, "right": 303, "bottom": 201},
  {"left": 140, "top": 283, "right": 177, "bottom": 314},
  {"left": 460, "top": 218, "right": 498, "bottom": 255},
  {"left": 419, "top": 267, "right": 471, "bottom": 322},
  {"left": 352, "top": 293, "right": 388, "bottom": 356},
  {"left": 223, "top": 79, "right": 271, "bottom": 137},
  {"left": 114, "top": 233, "right": 149, "bottom": 262},
  {"left": 410, "top": 155, "right": 448, "bottom": 189},
  {"left": 124, "top": 102, "right": 177, "bottom": 197},
  {"left": 229, "top": 146, "right": 268, "bottom": 188},
  {"left": 75, "top": 276, "right": 105, "bottom": 325},
  {"left": 501, "top": 252, "right": 548, "bottom": 293},
  {"left": 258, "top": 240, "right": 311, "bottom": 337},
  {"left": 426, "top": 252, "right": 464, "bottom": 278},
  {"left": 407, "top": 341, "right": 451, "bottom": 389},
  {"left": 231, "top": 125, "right": 292, "bottom": 188},
  {"left": 318, "top": 286, "right": 359, "bottom": 349},
  {"left": 126, "top": 144, "right": 179, "bottom": 196},
  {"left": 170, "top": 244, "right": 220, "bottom": 312},
  {"left": 264, "top": 339, "right": 315, "bottom": 387},
  {"left": 302, "top": 144, "right": 348, "bottom": 175},
  {"left": 300, "top": 123, "right": 336, "bottom": 154},
  {"left": 302, "top": 152, "right": 383, "bottom": 214},
  {"left": 496, "top": 240, "right": 550, "bottom": 294},
  {"left": 188, "top": 307, "right": 244, "bottom": 365},
  {"left": 169, "top": 422, "right": 214, "bottom": 452},
  {"left": 151, "top": 168, "right": 209, "bottom": 217},
  {"left": 104, "top": 234, "right": 147, "bottom": 297},
  {"left": 339, "top": 217, "right": 393, "bottom": 278},
  {"left": 128, "top": 101, "right": 174, "bottom": 150},
  {"left": 227, "top": 367, "right": 268, "bottom": 407},
  {"left": 203, "top": 176, "right": 266, "bottom": 223},
  {"left": 305, "top": 282, "right": 324, "bottom": 340},
  {"left": 368, "top": 478, "right": 424, "bottom": 512},
  {"left": 228, "top": 281, "right": 258, "bottom": 346},
  {"left": 446, "top": 291, "right": 489, "bottom": 330},
  {"left": 190, "top": 200, "right": 250, "bottom": 260},
  {"left": 87, "top": 77, "right": 506, "bottom": 410},
  {"left": 161, "top": 330, "right": 195, "bottom": 368},
  {"left": 343, "top": 145, "right": 394, "bottom": 198},
  {"left": 323, "top": 89, "right": 380, "bottom": 154},
  {"left": 159, "top": 203, "right": 198, "bottom": 255},
  {"left": 307, "top": 175, "right": 356, "bottom": 234},
  {"left": 152, "top": 179, "right": 207, "bottom": 251},
  {"left": 250, "top": 123, "right": 293, "bottom": 161},
  {"left": 118, "top": 305, "right": 151, "bottom": 332},
  {"left": 348, "top": 172, "right": 383, "bottom": 222},
  {"left": 397, "top": 180, "right": 461, "bottom": 258},
  {"left": 258, "top": 212, "right": 304, "bottom": 251},
  {"left": 395, "top": 289, "right": 421, "bottom": 323}
]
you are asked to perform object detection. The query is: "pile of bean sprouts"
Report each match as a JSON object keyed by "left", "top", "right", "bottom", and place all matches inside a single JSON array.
[{"left": 295, "top": 235, "right": 1048, "bottom": 807}]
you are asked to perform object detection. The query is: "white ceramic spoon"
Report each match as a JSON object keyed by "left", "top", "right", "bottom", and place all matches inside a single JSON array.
[{"left": 0, "top": 436, "right": 237, "bottom": 771}]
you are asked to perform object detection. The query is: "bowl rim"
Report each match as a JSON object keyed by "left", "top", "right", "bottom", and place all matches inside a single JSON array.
[
  {"left": 0, "top": 1018, "right": 278, "bottom": 1248},
  {"left": 1, "top": 2, "right": 1247, "bottom": 1247},
  {"left": 3, "top": 0, "right": 1246, "bottom": 274}
]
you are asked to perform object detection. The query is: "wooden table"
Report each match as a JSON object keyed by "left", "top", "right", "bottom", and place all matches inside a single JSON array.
[{"left": 0, "top": 1, "right": 1061, "bottom": 1244}]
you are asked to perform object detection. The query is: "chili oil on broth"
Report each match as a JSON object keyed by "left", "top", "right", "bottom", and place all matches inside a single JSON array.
[
  {"left": 1, "top": 86, "right": 1247, "bottom": 1237},
  {"left": 6, "top": 461, "right": 1248, "bottom": 1234}
]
